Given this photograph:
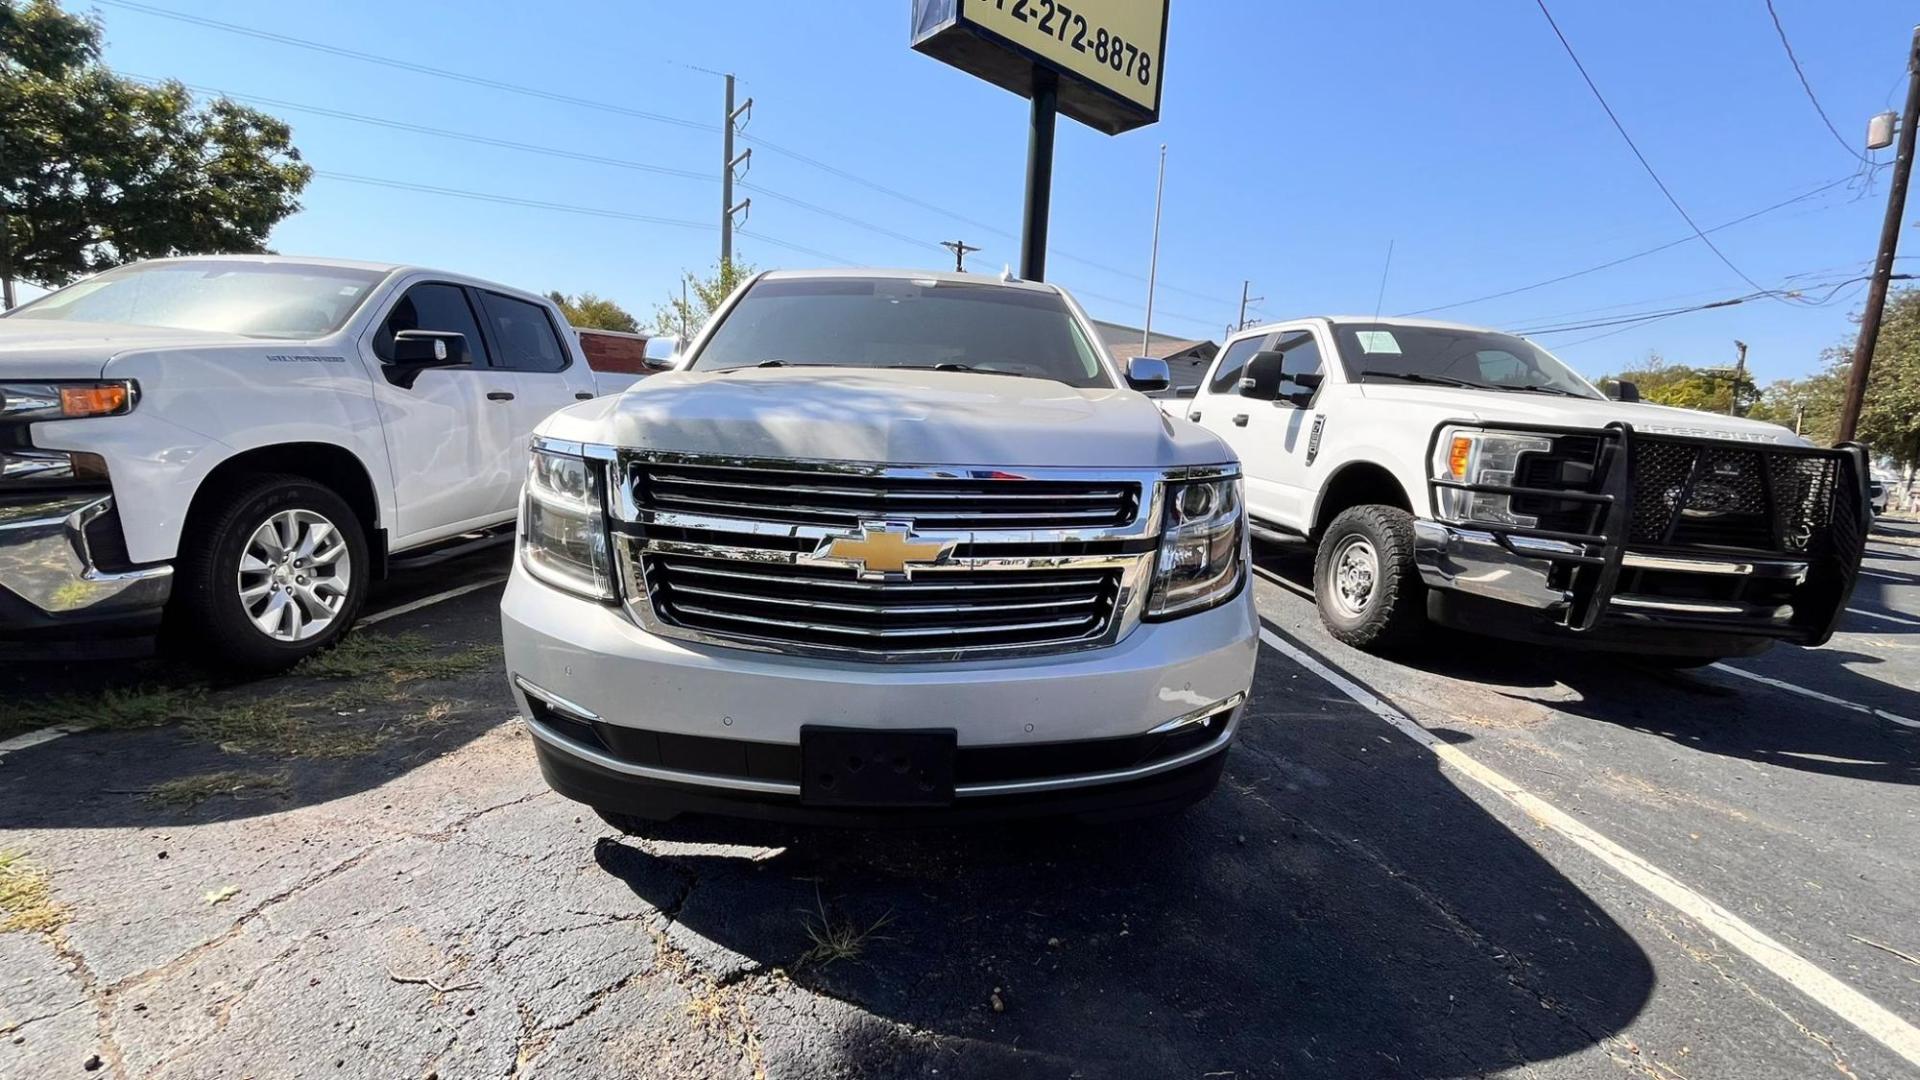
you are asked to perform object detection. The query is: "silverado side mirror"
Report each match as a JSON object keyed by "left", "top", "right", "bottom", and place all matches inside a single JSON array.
[
  {"left": 1125, "top": 356, "right": 1171, "bottom": 392},
  {"left": 1610, "top": 379, "right": 1640, "bottom": 403},
  {"left": 642, "top": 335, "right": 683, "bottom": 372},
  {"left": 385, "top": 330, "right": 470, "bottom": 389}
]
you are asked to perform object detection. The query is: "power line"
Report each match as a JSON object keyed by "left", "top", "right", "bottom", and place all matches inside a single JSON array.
[
  {"left": 1532, "top": 0, "right": 1801, "bottom": 304},
  {"left": 738, "top": 183, "right": 946, "bottom": 252},
  {"left": 1516, "top": 273, "right": 1903, "bottom": 338},
  {"left": 313, "top": 172, "right": 718, "bottom": 231},
  {"left": 1765, "top": 0, "right": 1875, "bottom": 166},
  {"left": 1399, "top": 175, "right": 1855, "bottom": 317},
  {"left": 94, "top": 0, "right": 717, "bottom": 132}
]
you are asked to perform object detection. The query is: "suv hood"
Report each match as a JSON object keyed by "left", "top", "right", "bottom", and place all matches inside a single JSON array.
[
  {"left": 0, "top": 319, "right": 256, "bottom": 379},
  {"left": 543, "top": 366, "right": 1234, "bottom": 468},
  {"left": 1354, "top": 384, "right": 1809, "bottom": 445}
]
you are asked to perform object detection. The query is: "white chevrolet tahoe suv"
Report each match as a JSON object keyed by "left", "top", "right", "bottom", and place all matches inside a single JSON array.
[
  {"left": 1181, "top": 317, "right": 1870, "bottom": 665},
  {"left": 1, "top": 255, "right": 609, "bottom": 669},
  {"left": 502, "top": 269, "right": 1258, "bottom": 825}
]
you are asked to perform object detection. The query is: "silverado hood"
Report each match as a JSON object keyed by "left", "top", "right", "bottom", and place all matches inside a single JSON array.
[
  {"left": 544, "top": 366, "right": 1235, "bottom": 468},
  {"left": 1354, "top": 384, "right": 1810, "bottom": 445},
  {"left": 0, "top": 319, "right": 256, "bottom": 379}
]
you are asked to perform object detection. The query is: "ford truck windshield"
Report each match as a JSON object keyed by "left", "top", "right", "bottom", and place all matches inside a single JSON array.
[
  {"left": 6, "top": 261, "right": 385, "bottom": 339},
  {"left": 1333, "top": 321, "right": 1603, "bottom": 400},
  {"left": 688, "top": 276, "right": 1114, "bottom": 389}
]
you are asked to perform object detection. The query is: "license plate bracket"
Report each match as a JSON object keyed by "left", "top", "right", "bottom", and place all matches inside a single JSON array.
[{"left": 800, "top": 726, "right": 957, "bottom": 807}]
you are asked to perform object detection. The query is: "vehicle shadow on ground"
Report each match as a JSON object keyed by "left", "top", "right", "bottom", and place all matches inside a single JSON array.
[
  {"left": 592, "top": 660, "right": 1656, "bottom": 1079},
  {"left": 0, "top": 591, "right": 516, "bottom": 830}
]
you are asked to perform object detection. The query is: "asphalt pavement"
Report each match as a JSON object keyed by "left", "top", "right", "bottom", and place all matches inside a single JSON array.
[{"left": 0, "top": 523, "right": 1916, "bottom": 1078}]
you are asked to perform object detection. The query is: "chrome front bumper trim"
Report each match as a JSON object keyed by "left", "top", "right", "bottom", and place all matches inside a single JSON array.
[
  {"left": 513, "top": 674, "right": 1241, "bottom": 800},
  {"left": 1412, "top": 519, "right": 1569, "bottom": 610},
  {"left": 0, "top": 495, "right": 172, "bottom": 618}
]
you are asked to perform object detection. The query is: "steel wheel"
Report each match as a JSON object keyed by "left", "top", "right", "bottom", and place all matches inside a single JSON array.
[
  {"left": 236, "top": 509, "right": 353, "bottom": 642},
  {"left": 1329, "top": 535, "right": 1378, "bottom": 618}
]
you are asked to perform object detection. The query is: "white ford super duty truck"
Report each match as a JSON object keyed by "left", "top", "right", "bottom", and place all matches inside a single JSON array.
[
  {"left": 502, "top": 269, "right": 1258, "bottom": 825},
  {"left": 1, "top": 255, "right": 612, "bottom": 669},
  {"left": 1179, "top": 316, "right": 1870, "bottom": 666}
]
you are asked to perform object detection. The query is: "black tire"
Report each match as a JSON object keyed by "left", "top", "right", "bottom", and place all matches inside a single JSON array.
[
  {"left": 171, "top": 474, "right": 370, "bottom": 673},
  {"left": 1313, "top": 505, "right": 1425, "bottom": 652}
]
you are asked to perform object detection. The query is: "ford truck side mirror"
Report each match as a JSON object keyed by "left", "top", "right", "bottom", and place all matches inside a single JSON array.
[
  {"left": 385, "top": 330, "right": 470, "bottom": 389},
  {"left": 1610, "top": 379, "right": 1640, "bottom": 403},
  {"left": 1241, "top": 351, "right": 1285, "bottom": 398},
  {"left": 1125, "top": 356, "right": 1171, "bottom": 392}
]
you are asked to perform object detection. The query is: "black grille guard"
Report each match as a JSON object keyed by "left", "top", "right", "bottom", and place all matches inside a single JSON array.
[{"left": 1423, "top": 420, "right": 1872, "bottom": 645}]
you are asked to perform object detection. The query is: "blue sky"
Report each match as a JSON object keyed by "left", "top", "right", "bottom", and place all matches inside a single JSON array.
[{"left": 74, "top": 0, "right": 1919, "bottom": 385}]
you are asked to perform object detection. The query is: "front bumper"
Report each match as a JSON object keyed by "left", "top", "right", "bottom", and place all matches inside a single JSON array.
[
  {"left": 1411, "top": 425, "right": 1871, "bottom": 654},
  {"left": 500, "top": 565, "right": 1258, "bottom": 821},
  {"left": 0, "top": 494, "right": 172, "bottom": 636}
]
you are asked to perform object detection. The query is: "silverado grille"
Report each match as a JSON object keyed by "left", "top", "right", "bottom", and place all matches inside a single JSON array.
[
  {"left": 635, "top": 460, "right": 1139, "bottom": 531},
  {"left": 611, "top": 454, "right": 1165, "bottom": 661},
  {"left": 1628, "top": 438, "right": 1837, "bottom": 553}
]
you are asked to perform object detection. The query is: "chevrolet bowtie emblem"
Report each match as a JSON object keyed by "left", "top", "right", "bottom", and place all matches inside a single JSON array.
[{"left": 819, "top": 523, "right": 954, "bottom": 577}]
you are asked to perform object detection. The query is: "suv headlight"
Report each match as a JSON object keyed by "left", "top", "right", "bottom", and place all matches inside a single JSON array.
[
  {"left": 0, "top": 381, "right": 137, "bottom": 421},
  {"left": 1432, "top": 426, "right": 1553, "bottom": 528},
  {"left": 1146, "top": 476, "right": 1246, "bottom": 619},
  {"left": 520, "top": 444, "right": 614, "bottom": 600}
]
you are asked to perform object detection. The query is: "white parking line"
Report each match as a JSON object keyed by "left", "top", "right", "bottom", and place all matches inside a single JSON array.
[
  {"left": 1846, "top": 606, "right": 1920, "bottom": 629},
  {"left": 1858, "top": 569, "right": 1908, "bottom": 583},
  {"left": 1256, "top": 626, "right": 1920, "bottom": 1069},
  {"left": 1710, "top": 663, "right": 1920, "bottom": 730},
  {"left": 357, "top": 577, "right": 507, "bottom": 627},
  {"left": 0, "top": 577, "right": 510, "bottom": 761}
]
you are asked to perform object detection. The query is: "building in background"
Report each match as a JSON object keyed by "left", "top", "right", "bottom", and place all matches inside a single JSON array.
[{"left": 1090, "top": 319, "right": 1217, "bottom": 396}]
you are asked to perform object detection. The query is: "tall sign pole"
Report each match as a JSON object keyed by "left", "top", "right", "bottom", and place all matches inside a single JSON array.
[
  {"left": 1840, "top": 25, "right": 1920, "bottom": 443},
  {"left": 1020, "top": 68, "right": 1059, "bottom": 281},
  {"left": 1141, "top": 143, "right": 1167, "bottom": 353}
]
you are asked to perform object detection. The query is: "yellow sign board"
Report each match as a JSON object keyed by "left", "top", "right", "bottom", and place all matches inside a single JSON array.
[{"left": 911, "top": 0, "right": 1168, "bottom": 134}]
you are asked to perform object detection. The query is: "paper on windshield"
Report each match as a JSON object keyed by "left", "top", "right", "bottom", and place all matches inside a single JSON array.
[{"left": 1353, "top": 330, "right": 1402, "bottom": 354}]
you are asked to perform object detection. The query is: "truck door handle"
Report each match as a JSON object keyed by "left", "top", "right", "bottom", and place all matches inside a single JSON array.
[
  {"left": 1187, "top": 412, "right": 1202, "bottom": 422},
  {"left": 1232, "top": 414, "right": 1249, "bottom": 427},
  {"left": 487, "top": 391, "right": 516, "bottom": 402}
]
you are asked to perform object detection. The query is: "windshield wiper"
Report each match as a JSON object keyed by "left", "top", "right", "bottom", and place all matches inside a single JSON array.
[
  {"left": 1500, "top": 384, "right": 1587, "bottom": 398},
  {"left": 1358, "top": 370, "right": 1491, "bottom": 389},
  {"left": 886, "top": 363, "right": 1045, "bottom": 380}
]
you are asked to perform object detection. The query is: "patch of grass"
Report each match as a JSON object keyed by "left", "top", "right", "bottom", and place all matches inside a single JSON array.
[
  {"left": 0, "top": 852, "right": 64, "bottom": 935},
  {"left": 798, "top": 894, "right": 892, "bottom": 969},
  {"left": 145, "top": 769, "right": 290, "bottom": 809},
  {"left": 181, "top": 695, "right": 389, "bottom": 759},
  {"left": 0, "top": 684, "right": 210, "bottom": 740},
  {"left": 297, "top": 632, "right": 500, "bottom": 685}
]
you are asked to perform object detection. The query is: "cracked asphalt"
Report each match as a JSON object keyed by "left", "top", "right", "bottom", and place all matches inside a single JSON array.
[{"left": 1, "top": 522, "right": 1917, "bottom": 1078}]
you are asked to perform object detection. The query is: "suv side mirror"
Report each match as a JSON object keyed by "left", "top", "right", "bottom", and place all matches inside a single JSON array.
[
  {"left": 1610, "top": 379, "right": 1640, "bottom": 403},
  {"left": 385, "top": 330, "right": 470, "bottom": 389},
  {"left": 1125, "top": 355, "right": 1171, "bottom": 392},
  {"left": 643, "top": 335, "right": 683, "bottom": 372}
]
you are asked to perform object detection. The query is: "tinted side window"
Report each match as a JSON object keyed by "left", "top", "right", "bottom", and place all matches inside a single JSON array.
[
  {"left": 478, "top": 292, "right": 569, "bottom": 372},
  {"left": 1208, "top": 336, "right": 1266, "bottom": 394},
  {"left": 380, "top": 283, "right": 488, "bottom": 364}
]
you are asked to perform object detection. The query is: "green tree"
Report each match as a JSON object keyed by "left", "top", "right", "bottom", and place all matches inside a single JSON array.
[
  {"left": 0, "top": 0, "right": 311, "bottom": 291},
  {"left": 1839, "top": 287, "right": 1920, "bottom": 470},
  {"left": 546, "top": 290, "right": 639, "bottom": 333},
  {"left": 1746, "top": 368, "right": 1844, "bottom": 444},
  {"left": 653, "top": 258, "right": 754, "bottom": 339},
  {"left": 1599, "top": 353, "right": 1757, "bottom": 415}
]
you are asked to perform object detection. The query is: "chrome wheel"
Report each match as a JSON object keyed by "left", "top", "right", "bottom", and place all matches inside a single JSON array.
[
  {"left": 237, "top": 509, "right": 352, "bottom": 642},
  {"left": 1328, "top": 535, "right": 1378, "bottom": 618}
]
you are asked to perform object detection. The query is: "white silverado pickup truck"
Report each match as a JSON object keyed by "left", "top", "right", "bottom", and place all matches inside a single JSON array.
[
  {"left": 1181, "top": 316, "right": 1871, "bottom": 665},
  {"left": 502, "top": 269, "right": 1258, "bottom": 825},
  {"left": 1, "top": 255, "right": 614, "bottom": 668}
]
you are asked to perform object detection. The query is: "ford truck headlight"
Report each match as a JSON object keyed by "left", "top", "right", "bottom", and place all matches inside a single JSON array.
[
  {"left": 1146, "top": 476, "right": 1246, "bottom": 618},
  {"left": 521, "top": 444, "right": 614, "bottom": 600},
  {"left": 1432, "top": 426, "right": 1554, "bottom": 528}
]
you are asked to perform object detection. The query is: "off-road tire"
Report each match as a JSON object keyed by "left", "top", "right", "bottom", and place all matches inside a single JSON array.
[
  {"left": 171, "top": 474, "right": 370, "bottom": 673},
  {"left": 1314, "top": 504, "right": 1425, "bottom": 652}
]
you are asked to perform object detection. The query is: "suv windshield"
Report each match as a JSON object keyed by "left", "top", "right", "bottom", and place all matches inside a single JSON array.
[
  {"left": 1331, "top": 321, "right": 1603, "bottom": 400},
  {"left": 687, "top": 276, "right": 1114, "bottom": 388},
  {"left": 5, "top": 260, "right": 386, "bottom": 339}
]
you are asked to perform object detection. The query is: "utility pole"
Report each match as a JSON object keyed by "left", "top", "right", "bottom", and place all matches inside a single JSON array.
[
  {"left": 721, "top": 74, "right": 752, "bottom": 268},
  {"left": 939, "top": 240, "right": 981, "bottom": 273},
  {"left": 1841, "top": 25, "right": 1920, "bottom": 443},
  {"left": 1141, "top": 143, "right": 1167, "bottom": 355},
  {"left": 0, "top": 133, "right": 14, "bottom": 311},
  {"left": 1235, "top": 281, "right": 1264, "bottom": 332},
  {"left": 1728, "top": 339, "right": 1748, "bottom": 415}
]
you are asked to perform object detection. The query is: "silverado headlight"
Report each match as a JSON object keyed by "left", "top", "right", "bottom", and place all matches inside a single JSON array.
[
  {"left": 1432, "top": 426, "right": 1553, "bottom": 528},
  {"left": 1146, "top": 476, "right": 1246, "bottom": 619},
  {"left": 0, "top": 381, "right": 137, "bottom": 421},
  {"left": 520, "top": 444, "right": 614, "bottom": 600}
]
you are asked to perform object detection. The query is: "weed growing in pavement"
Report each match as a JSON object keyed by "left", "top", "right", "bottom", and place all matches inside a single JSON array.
[
  {"left": 0, "top": 852, "right": 65, "bottom": 935},
  {"left": 0, "top": 683, "right": 210, "bottom": 740},
  {"left": 145, "top": 769, "right": 291, "bottom": 809},
  {"left": 297, "top": 632, "right": 501, "bottom": 685},
  {"left": 798, "top": 892, "right": 894, "bottom": 969}
]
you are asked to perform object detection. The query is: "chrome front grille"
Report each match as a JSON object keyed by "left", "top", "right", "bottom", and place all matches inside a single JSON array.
[
  {"left": 635, "top": 459, "right": 1140, "bottom": 531},
  {"left": 607, "top": 452, "right": 1191, "bottom": 662}
]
